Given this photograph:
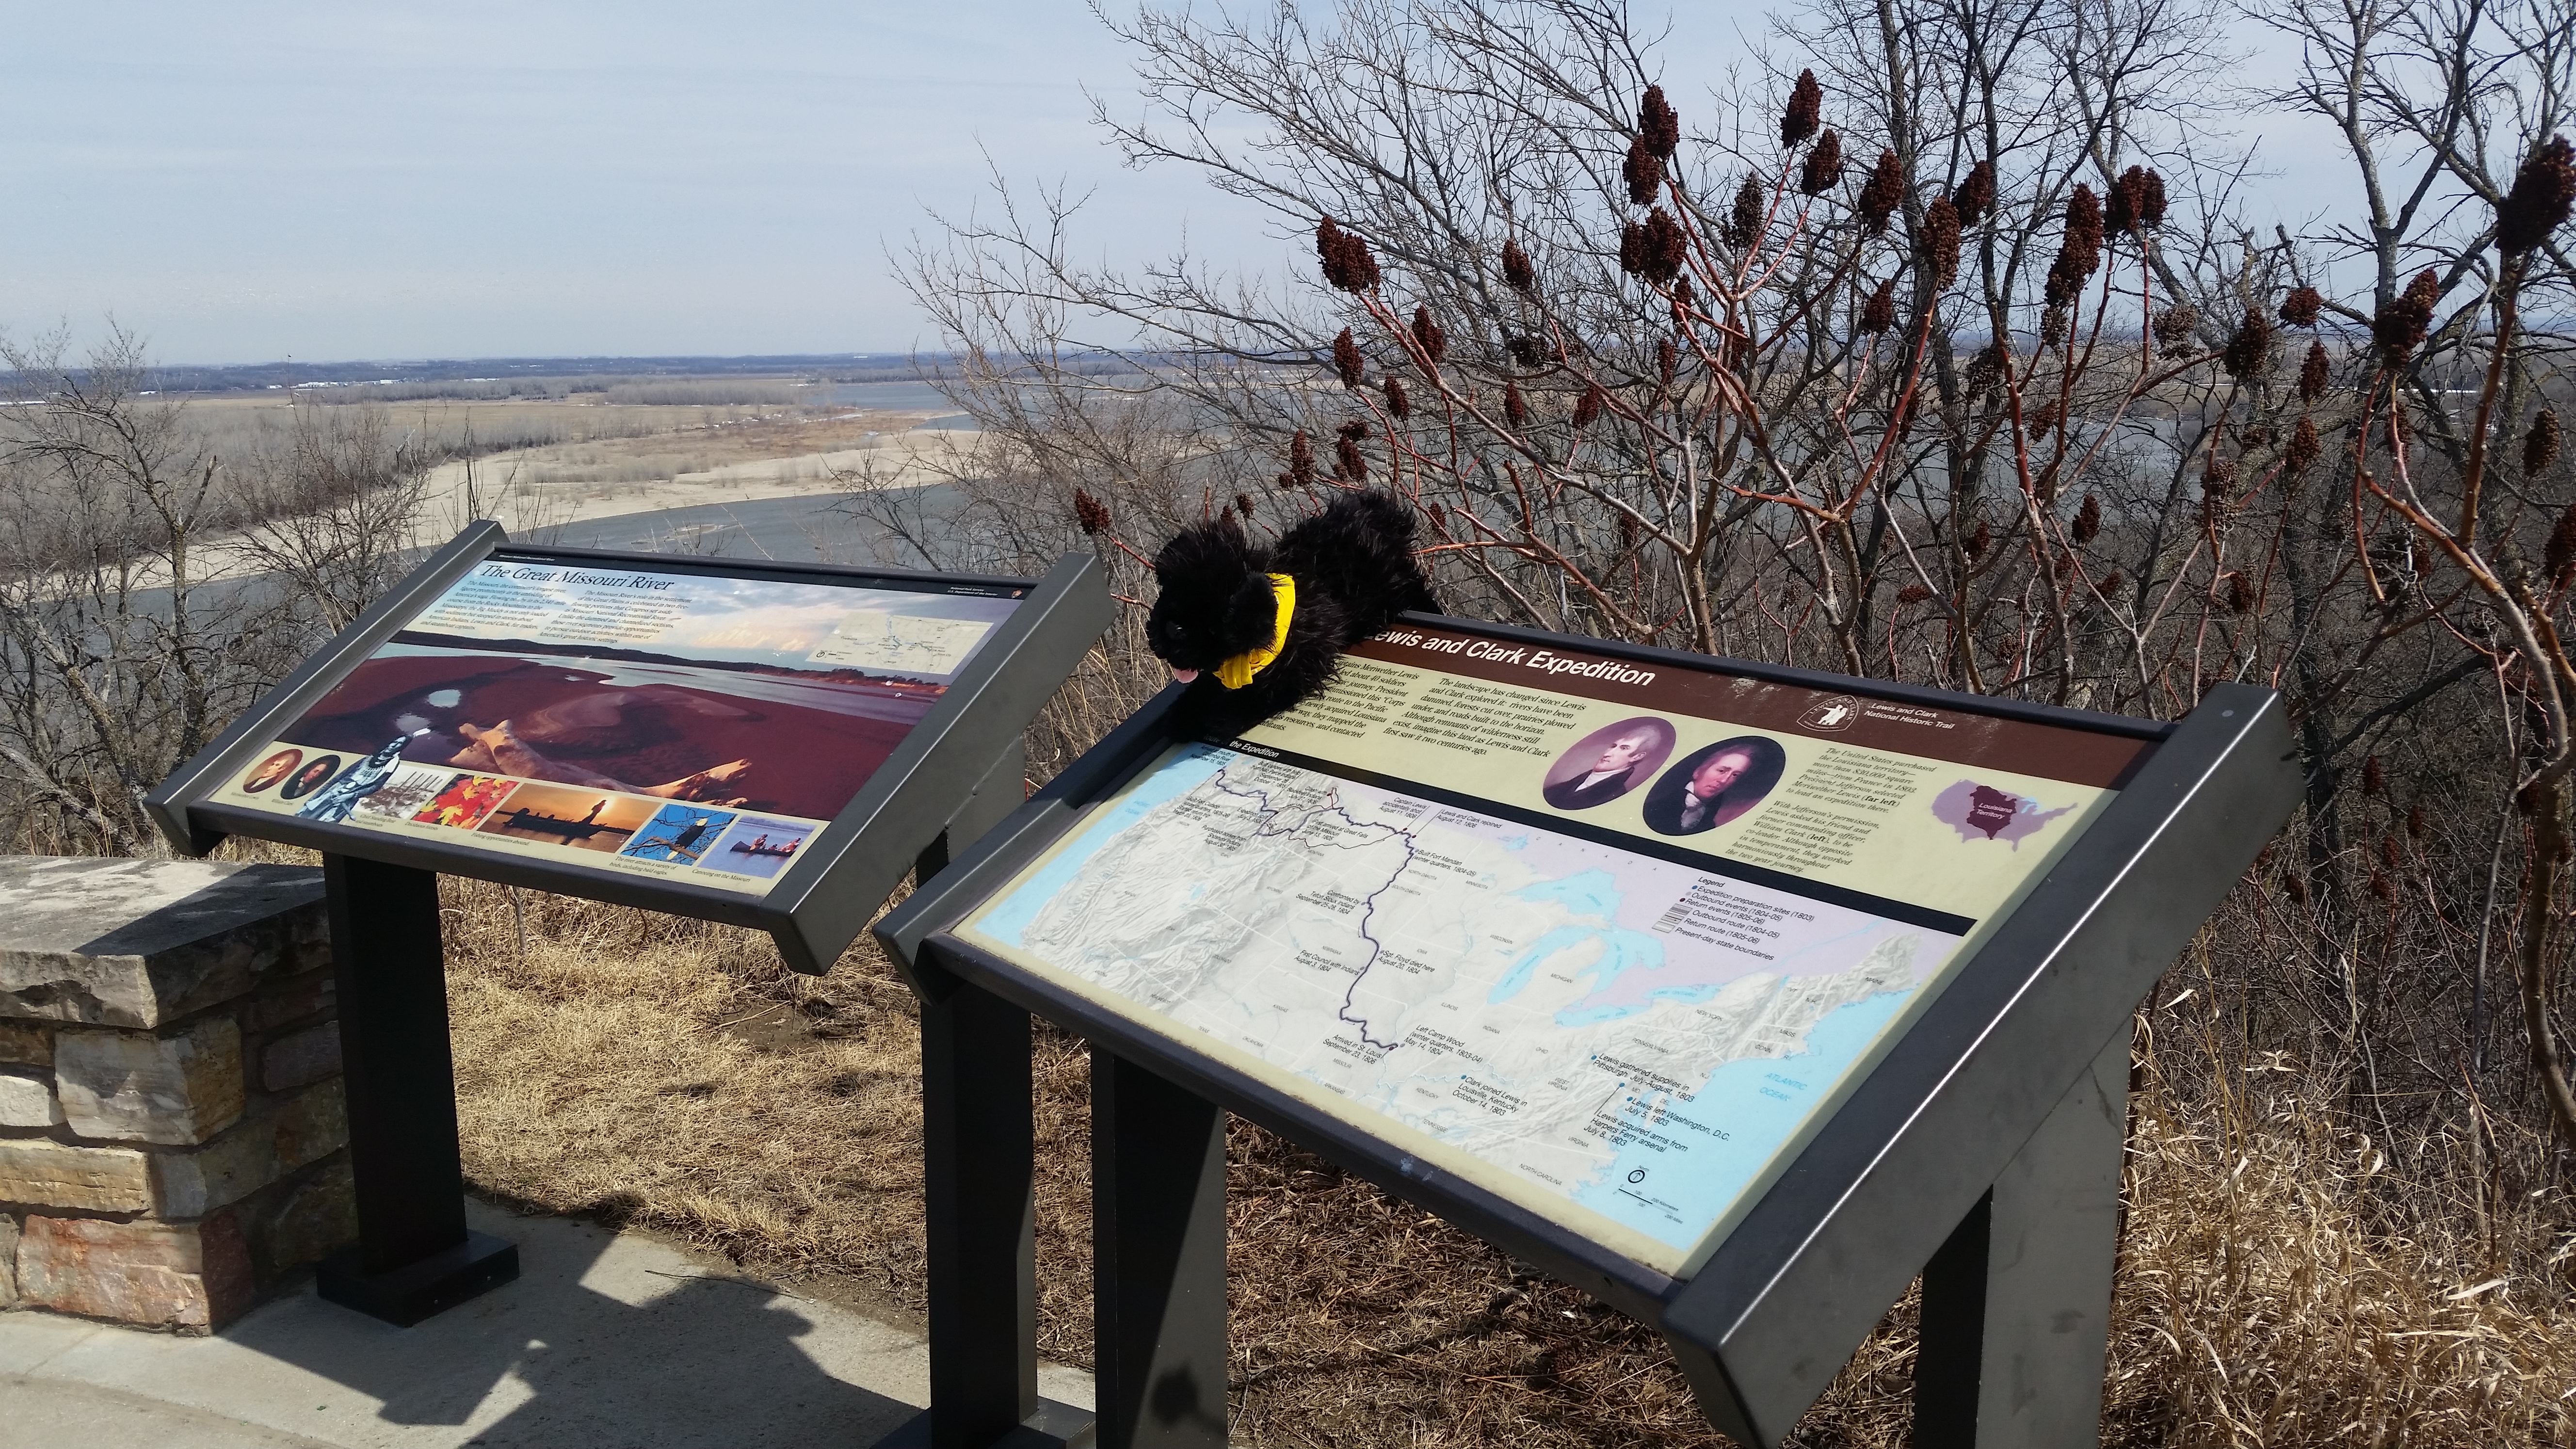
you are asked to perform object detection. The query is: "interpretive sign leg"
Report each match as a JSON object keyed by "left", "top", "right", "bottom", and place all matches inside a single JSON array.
[
  {"left": 1908, "top": 1030, "right": 2130, "bottom": 1449},
  {"left": 876, "top": 979, "right": 1093, "bottom": 1449},
  {"left": 882, "top": 741, "right": 1091, "bottom": 1449},
  {"left": 922, "top": 982, "right": 1037, "bottom": 1442},
  {"left": 1093, "top": 1054, "right": 1229, "bottom": 1449},
  {"left": 313, "top": 853, "right": 519, "bottom": 1326}
]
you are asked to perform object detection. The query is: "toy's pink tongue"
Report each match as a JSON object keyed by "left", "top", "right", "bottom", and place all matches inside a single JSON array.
[{"left": 1171, "top": 668, "right": 1200, "bottom": 684}]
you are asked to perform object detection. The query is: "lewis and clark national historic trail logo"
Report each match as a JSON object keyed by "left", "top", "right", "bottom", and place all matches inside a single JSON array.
[
  {"left": 1930, "top": 780, "right": 2075, "bottom": 847},
  {"left": 1797, "top": 695, "right": 1861, "bottom": 732}
]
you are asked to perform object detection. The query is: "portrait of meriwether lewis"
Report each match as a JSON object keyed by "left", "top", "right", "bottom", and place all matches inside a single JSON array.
[
  {"left": 241, "top": 749, "right": 303, "bottom": 793},
  {"left": 1641, "top": 735, "right": 1789, "bottom": 836},
  {"left": 1541, "top": 717, "right": 1677, "bottom": 810}
]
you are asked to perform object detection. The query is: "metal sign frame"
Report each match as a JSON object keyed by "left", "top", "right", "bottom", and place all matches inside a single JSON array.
[
  {"left": 872, "top": 613, "right": 2299, "bottom": 1449},
  {"left": 148, "top": 519, "right": 1113, "bottom": 973},
  {"left": 142, "top": 520, "right": 1110, "bottom": 1334}
]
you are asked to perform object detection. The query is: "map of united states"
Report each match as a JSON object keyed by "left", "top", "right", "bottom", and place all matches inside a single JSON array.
[{"left": 969, "top": 744, "right": 1958, "bottom": 1260}]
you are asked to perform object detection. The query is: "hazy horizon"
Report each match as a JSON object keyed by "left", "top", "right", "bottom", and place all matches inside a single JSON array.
[
  {"left": 6, "top": 3, "right": 2352, "bottom": 368},
  {"left": 5, "top": 3, "right": 1285, "bottom": 364}
]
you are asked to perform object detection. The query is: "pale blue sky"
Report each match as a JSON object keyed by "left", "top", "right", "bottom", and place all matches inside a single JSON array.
[
  {"left": 3, "top": 4, "right": 2347, "bottom": 366},
  {"left": 7, "top": 4, "right": 1206, "bottom": 362}
]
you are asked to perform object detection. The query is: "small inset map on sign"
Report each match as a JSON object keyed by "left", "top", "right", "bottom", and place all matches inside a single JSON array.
[
  {"left": 806, "top": 611, "right": 994, "bottom": 675},
  {"left": 1930, "top": 780, "right": 2075, "bottom": 845}
]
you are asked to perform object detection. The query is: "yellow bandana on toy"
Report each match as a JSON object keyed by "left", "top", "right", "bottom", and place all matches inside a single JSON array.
[{"left": 1213, "top": 573, "right": 1295, "bottom": 689}]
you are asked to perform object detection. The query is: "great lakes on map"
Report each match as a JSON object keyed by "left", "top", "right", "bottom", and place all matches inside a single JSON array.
[{"left": 965, "top": 744, "right": 1965, "bottom": 1270}]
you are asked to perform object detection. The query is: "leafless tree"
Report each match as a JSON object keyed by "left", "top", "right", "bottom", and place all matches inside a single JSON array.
[
  {"left": 0, "top": 328, "right": 434, "bottom": 853},
  {"left": 895, "top": 0, "right": 2576, "bottom": 1304},
  {"left": 228, "top": 402, "right": 437, "bottom": 631}
]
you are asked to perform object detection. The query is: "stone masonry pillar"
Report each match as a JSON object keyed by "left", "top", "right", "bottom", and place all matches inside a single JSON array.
[{"left": 0, "top": 856, "right": 354, "bottom": 1332}]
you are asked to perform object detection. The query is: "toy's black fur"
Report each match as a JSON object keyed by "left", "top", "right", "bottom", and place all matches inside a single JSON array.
[{"left": 1146, "top": 489, "right": 1439, "bottom": 740}]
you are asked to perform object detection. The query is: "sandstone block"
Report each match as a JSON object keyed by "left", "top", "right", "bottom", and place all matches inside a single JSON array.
[
  {"left": 0, "top": 1212, "right": 18, "bottom": 1307},
  {"left": 151, "top": 1079, "right": 348, "bottom": 1219},
  {"left": 0, "top": 1069, "right": 64, "bottom": 1127},
  {"left": 250, "top": 1157, "right": 355, "bottom": 1278},
  {"left": 0, "top": 857, "right": 325, "bottom": 1028},
  {"left": 16, "top": 1211, "right": 256, "bottom": 1331},
  {"left": 239, "top": 968, "right": 334, "bottom": 1034},
  {"left": 260, "top": 1021, "right": 341, "bottom": 1093},
  {"left": 0, "top": 1138, "right": 153, "bottom": 1213},
  {"left": 0, "top": 1019, "right": 48, "bottom": 1067},
  {"left": 56, "top": 1016, "right": 244, "bottom": 1144}
]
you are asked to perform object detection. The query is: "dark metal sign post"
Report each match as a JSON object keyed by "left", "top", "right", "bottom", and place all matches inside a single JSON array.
[
  {"left": 873, "top": 617, "right": 2299, "bottom": 1449},
  {"left": 147, "top": 523, "right": 1110, "bottom": 1328},
  {"left": 317, "top": 852, "right": 518, "bottom": 1322},
  {"left": 1089, "top": 1053, "right": 1231, "bottom": 1448},
  {"left": 1905, "top": 1033, "right": 2128, "bottom": 1446}
]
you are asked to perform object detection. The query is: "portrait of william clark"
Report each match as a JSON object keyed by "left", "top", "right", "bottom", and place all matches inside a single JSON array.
[{"left": 1641, "top": 735, "right": 1789, "bottom": 836}]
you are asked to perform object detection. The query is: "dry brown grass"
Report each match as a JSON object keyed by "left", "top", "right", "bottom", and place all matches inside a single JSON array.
[
  {"left": 2101, "top": 1050, "right": 2576, "bottom": 1445},
  {"left": 431, "top": 874, "right": 2573, "bottom": 1447},
  {"left": 483, "top": 407, "right": 936, "bottom": 483},
  {"left": 179, "top": 394, "right": 786, "bottom": 457},
  {"left": 173, "top": 394, "right": 940, "bottom": 499}
]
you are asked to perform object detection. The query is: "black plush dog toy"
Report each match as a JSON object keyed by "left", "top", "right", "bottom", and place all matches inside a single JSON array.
[{"left": 1146, "top": 488, "right": 1438, "bottom": 740}]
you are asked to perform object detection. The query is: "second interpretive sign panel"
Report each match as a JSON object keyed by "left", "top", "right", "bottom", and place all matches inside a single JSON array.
[
  {"left": 205, "top": 550, "right": 1022, "bottom": 897},
  {"left": 152, "top": 522, "right": 1112, "bottom": 973},
  {"left": 950, "top": 622, "right": 2153, "bottom": 1275}
]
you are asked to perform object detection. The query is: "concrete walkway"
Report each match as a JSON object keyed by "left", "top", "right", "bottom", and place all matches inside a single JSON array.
[{"left": 0, "top": 1200, "right": 1090, "bottom": 1449}]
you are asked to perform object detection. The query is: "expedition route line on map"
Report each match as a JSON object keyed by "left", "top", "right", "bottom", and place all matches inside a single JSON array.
[
  {"left": 1203, "top": 761, "right": 1419, "bottom": 1052},
  {"left": 967, "top": 741, "right": 1977, "bottom": 1267}
]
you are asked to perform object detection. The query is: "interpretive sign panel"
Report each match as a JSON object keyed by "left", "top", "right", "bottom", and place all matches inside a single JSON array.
[
  {"left": 151, "top": 521, "right": 1112, "bottom": 971},
  {"left": 882, "top": 608, "right": 2296, "bottom": 1448},
  {"left": 204, "top": 553, "right": 1021, "bottom": 897},
  {"left": 147, "top": 521, "right": 1111, "bottom": 1336},
  {"left": 951, "top": 624, "right": 2147, "bottom": 1275}
]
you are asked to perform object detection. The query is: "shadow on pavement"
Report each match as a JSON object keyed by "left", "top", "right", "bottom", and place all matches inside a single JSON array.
[{"left": 214, "top": 1198, "right": 927, "bottom": 1447}]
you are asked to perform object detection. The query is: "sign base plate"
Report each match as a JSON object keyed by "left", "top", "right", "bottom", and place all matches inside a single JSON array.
[
  {"left": 316, "top": 1230, "right": 520, "bottom": 1328},
  {"left": 872, "top": 1399, "right": 1098, "bottom": 1449}
]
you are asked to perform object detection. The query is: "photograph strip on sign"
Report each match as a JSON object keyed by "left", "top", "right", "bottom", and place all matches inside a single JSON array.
[
  {"left": 209, "top": 554, "right": 1023, "bottom": 897},
  {"left": 956, "top": 625, "right": 2150, "bottom": 1276}
]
